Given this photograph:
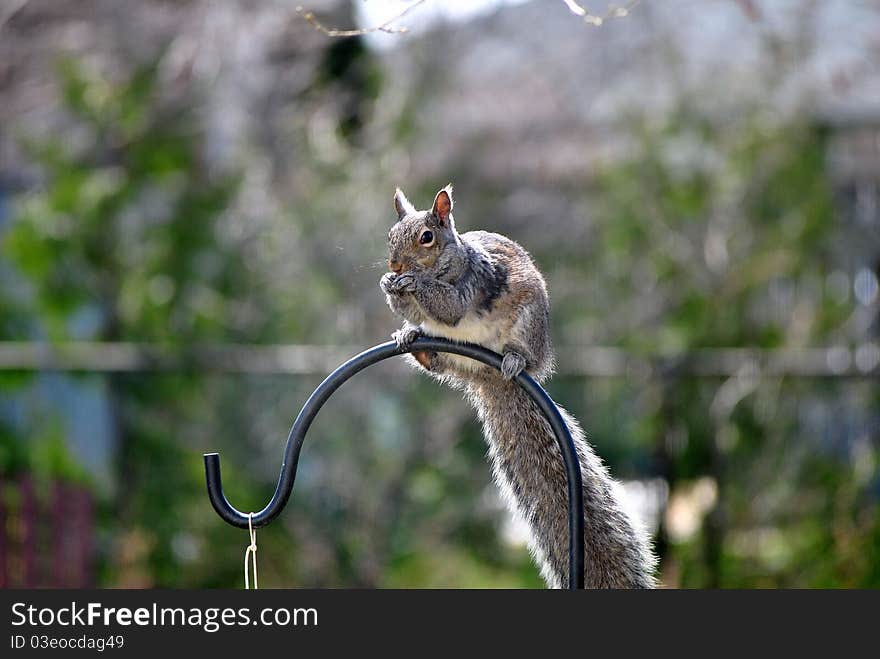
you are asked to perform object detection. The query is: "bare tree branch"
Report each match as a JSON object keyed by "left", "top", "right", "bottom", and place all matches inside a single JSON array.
[
  {"left": 296, "top": 0, "right": 427, "bottom": 38},
  {"left": 561, "top": 0, "right": 640, "bottom": 26},
  {"left": 297, "top": 0, "right": 639, "bottom": 38}
]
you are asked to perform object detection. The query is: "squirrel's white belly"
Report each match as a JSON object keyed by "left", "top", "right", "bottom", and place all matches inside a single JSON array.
[{"left": 421, "top": 315, "right": 505, "bottom": 373}]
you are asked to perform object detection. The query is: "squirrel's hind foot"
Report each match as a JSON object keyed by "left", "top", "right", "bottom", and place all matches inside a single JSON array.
[
  {"left": 501, "top": 350, "right": 527, "bottom": 380},
  {"left": 392, "top": 324, "right": 422, "bottom": 350}
]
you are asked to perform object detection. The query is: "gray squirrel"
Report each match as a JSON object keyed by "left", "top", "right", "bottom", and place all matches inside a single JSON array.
[{"left": 380, "top": 185, "right": 657, "bottom": 588}]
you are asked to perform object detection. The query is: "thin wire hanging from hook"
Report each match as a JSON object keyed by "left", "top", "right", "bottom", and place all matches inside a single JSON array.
[{"left": 244, "top": 513, "right": 258, "bottom": 589}]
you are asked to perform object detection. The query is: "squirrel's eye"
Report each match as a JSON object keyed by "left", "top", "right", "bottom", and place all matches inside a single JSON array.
[{"left": 419, "top": 230, "right": 434, "bottom": 246}]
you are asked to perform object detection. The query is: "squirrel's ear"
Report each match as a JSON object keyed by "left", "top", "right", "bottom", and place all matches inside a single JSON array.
[
  {"left": 393, "top": 188, "right": 415, "bottom": 220},
  {"left": 431, "top": 184, "right": 453, "bottom": 226}
]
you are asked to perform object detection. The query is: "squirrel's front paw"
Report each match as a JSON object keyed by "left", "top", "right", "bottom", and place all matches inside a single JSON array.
[
  {"left": 501, "top": 351, "right": 527, "bottom": 380},
  {"left": 393, "top": 325, "right": 422, "bottom": 350},
  {"left": 379, "top": 272, "right": 397, "bottom": 295},
  {"left": 389, "top": 272, "right": 417, "bottom": 294}
]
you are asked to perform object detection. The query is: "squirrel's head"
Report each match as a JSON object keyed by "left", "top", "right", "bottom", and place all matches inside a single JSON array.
[{"left": 386, "top": 184, "right": 461, "bottom": 275}]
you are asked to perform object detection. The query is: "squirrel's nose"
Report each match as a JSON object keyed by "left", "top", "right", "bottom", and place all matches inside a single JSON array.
[{"left": 389, "top": 260, "right": 403, "bottom": 274}]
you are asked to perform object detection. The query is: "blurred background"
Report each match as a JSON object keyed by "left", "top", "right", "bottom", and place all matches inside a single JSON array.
[{"left": 0, "top": 0, "right": 878, "bottom": 588}]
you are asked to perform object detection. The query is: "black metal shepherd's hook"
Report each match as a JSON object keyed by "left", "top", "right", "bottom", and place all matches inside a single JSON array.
[{"left": 203, "top": 337, "right": 585, "bottom": 589}]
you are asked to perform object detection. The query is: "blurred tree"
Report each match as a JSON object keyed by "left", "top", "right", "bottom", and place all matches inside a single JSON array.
[
  {"left": 1, "top": 0, "right": 876, "bottom": 590},
  {"left": 583, "top": 108, "right": 878, "bottom": 587},
  {"left": 2, "top": 57, "right": 265, "bottom": 586},
  {"left": 0, "top": 42, "right": 539, "bottom": 588}
]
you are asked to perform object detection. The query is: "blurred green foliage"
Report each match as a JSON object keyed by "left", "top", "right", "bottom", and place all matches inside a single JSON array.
[
  {"left": 576, "top": 109, "right": 879, "bottom": 587},
  {"left": 1, "top": 57, "right": 265, "bottom": 586},
  {"left": 0, "top": 37, "right": 876, "bottom": 589}
]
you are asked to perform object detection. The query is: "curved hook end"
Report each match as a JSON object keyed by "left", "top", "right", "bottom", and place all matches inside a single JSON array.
[{"left": 204, "top": 452, "right": 250, "bottom": 529}]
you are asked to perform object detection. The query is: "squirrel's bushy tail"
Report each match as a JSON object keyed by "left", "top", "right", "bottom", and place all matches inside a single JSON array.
[{"left": 469, "top": 379, "right": 657, "bottom": 588}]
